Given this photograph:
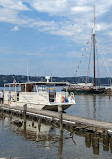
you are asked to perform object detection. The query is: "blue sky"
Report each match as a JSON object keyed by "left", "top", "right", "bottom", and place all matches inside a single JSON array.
[{"left": 0, "top": 0, "right": 112, "bottom": 77}]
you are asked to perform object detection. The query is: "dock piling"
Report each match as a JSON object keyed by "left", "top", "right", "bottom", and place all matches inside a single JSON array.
[
  {"left": 85, "top": 132, "right": 91, "bottom": 148},
  {"left": 58, "top": 105, "right": 63, "bottom": 132},
  {"left": 38, "top": 119, "right": 41, "bottom": 132},
  {"left": 110, "top": 137, "right": 112, "bottom": 153},
  {"left": 92, "top": 137, "right": 99, "bottom": 155},
  {"left": 58, "top": 129, "right": 63, "bottom": 159},
  {"left": 23, "top": 104, "right": 27, "bottom": 126},
  {"left": 103, "top": 132, "right": 109, "bottom": 151}
]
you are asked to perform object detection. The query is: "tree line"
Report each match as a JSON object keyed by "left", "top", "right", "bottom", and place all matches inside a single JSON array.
[{"left": 0, "top": 75, "right": 111, "bottom": 87}]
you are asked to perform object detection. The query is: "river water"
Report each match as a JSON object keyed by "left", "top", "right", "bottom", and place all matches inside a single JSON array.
[
  {"left": 67, "top": 94, "right": 112, "bottom": 122},
  {"left": 0, "top": 88, "right": 112, "bottom": 158}
]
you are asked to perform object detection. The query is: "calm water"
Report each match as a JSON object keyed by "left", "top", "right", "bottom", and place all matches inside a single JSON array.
[
  {"left": 66, "top": 94, "right": 112, "bottom": 122},
  {"left": 0, "top": 112, "right": 112, "bottom": 159},
  {"left": 0, "top": 87, "right": 112, "bottom": 158}
]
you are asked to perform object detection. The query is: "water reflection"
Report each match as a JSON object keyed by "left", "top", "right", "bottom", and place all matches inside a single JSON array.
[
  {"left": 0, "top": 111, "right": 112, "bottom": 158},
  {"left": 67, "top": 94, "right": 112, "bottom": 122},
  {"left": 85, "top": 132, "right": 91, "bottom": 148},
  {"left": 58, "top": 130, "right": 63, "bottom": 159},
  {"left": 93, "top": 95, "right": 96, "bottom": 119}
]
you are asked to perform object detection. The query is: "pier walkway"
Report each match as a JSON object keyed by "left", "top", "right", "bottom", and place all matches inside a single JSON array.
[{"left": 0, "top": 105, "right": 112, "bottom": 134}]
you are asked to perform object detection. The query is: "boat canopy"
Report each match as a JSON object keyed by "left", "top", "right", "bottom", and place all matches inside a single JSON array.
[{"left": 4, "top": 81, "right": 69, "bottom": 87}]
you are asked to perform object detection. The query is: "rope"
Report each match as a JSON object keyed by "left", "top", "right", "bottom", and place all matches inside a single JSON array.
[
  {"left": 96, "top": 44, "right": 101, "bottom": 87},
  {"left": 74, "top": 46, "right": 89, "bottom": 84},
  {"left": 86, "top": 40, "right": 92, "bottom": 83},
  {"left": 97, "top": 41, "right": 112, "bottom": 85}
]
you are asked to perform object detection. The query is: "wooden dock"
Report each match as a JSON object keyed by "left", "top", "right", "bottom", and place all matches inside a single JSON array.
[{"left": 0, "top": 104, "right": 112, "bottom": 135}]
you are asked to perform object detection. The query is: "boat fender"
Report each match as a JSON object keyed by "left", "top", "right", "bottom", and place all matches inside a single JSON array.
[
  {"left": 65, "top": 97, "right": 69, "bottom": 102},
  {"left": 62, "top": 96, "right": 65, "bottom": 102}
]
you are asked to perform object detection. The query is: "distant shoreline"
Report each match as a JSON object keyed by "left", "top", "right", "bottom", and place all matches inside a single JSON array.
[{"left": 0, "top": 75, "right": 111, "bottom": 87}]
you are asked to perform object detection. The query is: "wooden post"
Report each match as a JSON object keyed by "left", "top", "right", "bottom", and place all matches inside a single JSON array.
[
  {"left": 69, "top": 126, "right": 74, "bottom": 135},
  {"left": 110, "top": 137, "right": 112, "bottom": 153},
  {"left": 9, "top": 112, "right": 12, "bottom": 121},
  {"left": 103, "top": 132, "right": 109, "bottom": 151},
  {"left": 92, "top": 137, "right": 99, "bottom": 155},
  {"left": 23, "top": 104, "right": 27, "bottom": 132},
  {"left": 38, "top": 119, "right": 41, "bottom": 132},
  {"left": 23, "top": 104, "right": 27, "bottom": 123},
  {"left": 32, "top": 118, "right": 34, "bottom": 127},
  {"left": 58, "top": 105, "right": 63, "bottom": 132},
  {"left": 0, "top": 108, "right": 3, "bottom": 118},
  {"left": 58, "top": 129, "right": 63, "bottom": 159},
  {"left": 85, "top": 132, "right": 91, "bottom": 148}
]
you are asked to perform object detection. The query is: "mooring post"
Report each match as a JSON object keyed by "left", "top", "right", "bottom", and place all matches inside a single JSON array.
[
  {"left": 85, "top": 132, "right": 91, "bottom": 148},
  {"left": 58, "top": 129, "right": 63, "bottom": 159},
  {"left": 23, "top": 104, "right": 27, "bottom": 123},
  {"left": 110, "top": 137, "right": 112, "bottom": 153},
  {"left": 32, "top": 117, "right": 35, "bottom": 128},
  {"left": 58, "top": 105, "right": 63, "bottom": 132},
  {"left": 38, "top": 119, "right": 41, "bottom": 132},
  {"left": 103, "top": 132, "right": 109, "bottom": 151},
  {"left": 0, "top": 107, "right": 3, "bottom": 117},
  {"left": 2, "top": 108, "right": 4, "bottom": 117},
  {"left": 92, "top": 137, "right": 99, "bottom": 155}
]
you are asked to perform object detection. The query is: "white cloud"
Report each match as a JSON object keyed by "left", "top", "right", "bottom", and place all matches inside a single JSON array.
[
  {"left": 31, "top": 0, "right": 68, "bottom": 14},
  {"left": 12, "top": 26, "right": 19, "bottom": 31},
  {"left": 106, "top": 31, "right": 112, "bottom": 36},
  {"left": 0, "top": 8, "right": 18, "bottom": 23},
  {"left": 0, "top": 0, "right": 111, "bottom": 50},
  {"left": 71, "top": 6, "right": 91, "bottom": 13},
  {"left": 0, "top": 0, "right": 29, "bottom": 11}
]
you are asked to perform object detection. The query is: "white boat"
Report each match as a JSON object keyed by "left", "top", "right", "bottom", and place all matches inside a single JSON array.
[{"left": 4, "top": 81, "right": 75, "bottom": 111}]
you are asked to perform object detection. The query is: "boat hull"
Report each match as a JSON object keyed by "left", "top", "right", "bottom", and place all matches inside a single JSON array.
[
  {"left": 9, "top": 101, "right": 73, "bottom": 111},
  {"left": 66, "top": 88, "right": 106, "bottom": 94},
  {"left": 43, "top": 103, "right": 72, "bottom": 111}
]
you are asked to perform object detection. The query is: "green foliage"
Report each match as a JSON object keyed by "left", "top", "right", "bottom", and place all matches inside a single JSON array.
[{"left": 0, "top": 75, "right": 111, "bottom": 87}]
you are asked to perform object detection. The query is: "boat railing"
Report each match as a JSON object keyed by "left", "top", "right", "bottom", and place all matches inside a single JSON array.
[
  {"left": 56, "top": 92, "right": 69, "bottom": 103},
  {"left": 20, "top": 92, "right": 49, "bottom": 104},
  {"left": 20, "top": 92, "right": 31, "bottom": 104}
]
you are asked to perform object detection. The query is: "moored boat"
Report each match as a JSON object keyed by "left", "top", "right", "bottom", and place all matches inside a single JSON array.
[
  {"left": 63, "top": 6, "right": 106, "bottom": 95},
  {"left": 4, "top": 81, "right": 75, "bottom": 111},
  {"left": 63, "top": 83, "right": 106, "bottom": 94}
]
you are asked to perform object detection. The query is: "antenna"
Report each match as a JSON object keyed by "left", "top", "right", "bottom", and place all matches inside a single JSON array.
[
  {"left": 45, "top": 76, "right": 50, "bottom": 83},
  {"left": 27, "top": 60, "right": 29, "bottom": 82}
]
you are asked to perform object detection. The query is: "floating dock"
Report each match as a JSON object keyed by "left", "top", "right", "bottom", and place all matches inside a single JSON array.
[{"left": 0, "top": 105, "right": 112, "bottom": 135}]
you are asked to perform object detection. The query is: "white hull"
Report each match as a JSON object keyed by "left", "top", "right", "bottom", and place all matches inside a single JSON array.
[
  {"left": 4, "top": 90, "right": 75, "bottom": 111},
  {"left": 8, "top": 102, "right": 72, "bottom": 111}
]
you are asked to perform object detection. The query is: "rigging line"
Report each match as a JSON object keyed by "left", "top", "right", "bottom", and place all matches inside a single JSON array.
[
  {"left": 74, "top": 52, "right": 85, "bottom": 77},
  {"left": 81, "top": 77, "right": 86, "bottom": 83},
  {"left": 97, "top": 42, "right": 112, "bottom": 78},
  {"left": 77, "top": 76, "right": 86, "bottom": 83},
  {"left": 96, "top": 44, "right": 101, "bottom": 87},
  {"left": 86, "top": 39, "right": 92, "bottom": 83},
  {"left": 74, "top": 42, "right": 90, "bottom": 83},
  {"left": 96, "top": 45, "right": 99, "bottom": 78}
]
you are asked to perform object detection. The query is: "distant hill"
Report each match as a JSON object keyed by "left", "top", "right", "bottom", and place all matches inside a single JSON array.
[{"left": 0, "top": 75, "right": 111, "bottom": 87}]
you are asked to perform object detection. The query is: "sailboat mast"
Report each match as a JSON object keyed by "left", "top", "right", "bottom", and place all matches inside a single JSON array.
[{"left": 93, "top": 6, "right": 96, "bottom": 87}]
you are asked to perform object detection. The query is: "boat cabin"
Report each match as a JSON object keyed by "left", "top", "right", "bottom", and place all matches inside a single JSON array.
[{"left": 3, "top": 81, "right": 75, "bottom": 111}]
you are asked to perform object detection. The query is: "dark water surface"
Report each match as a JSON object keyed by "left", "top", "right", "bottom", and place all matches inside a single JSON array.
[{"left": 0, "top": 87, "right": 112, "bottom": 158}]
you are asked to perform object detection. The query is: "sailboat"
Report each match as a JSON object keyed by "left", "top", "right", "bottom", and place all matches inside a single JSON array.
[{"left": 64, "top": 6, "right": 106, "bottom": 94}]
